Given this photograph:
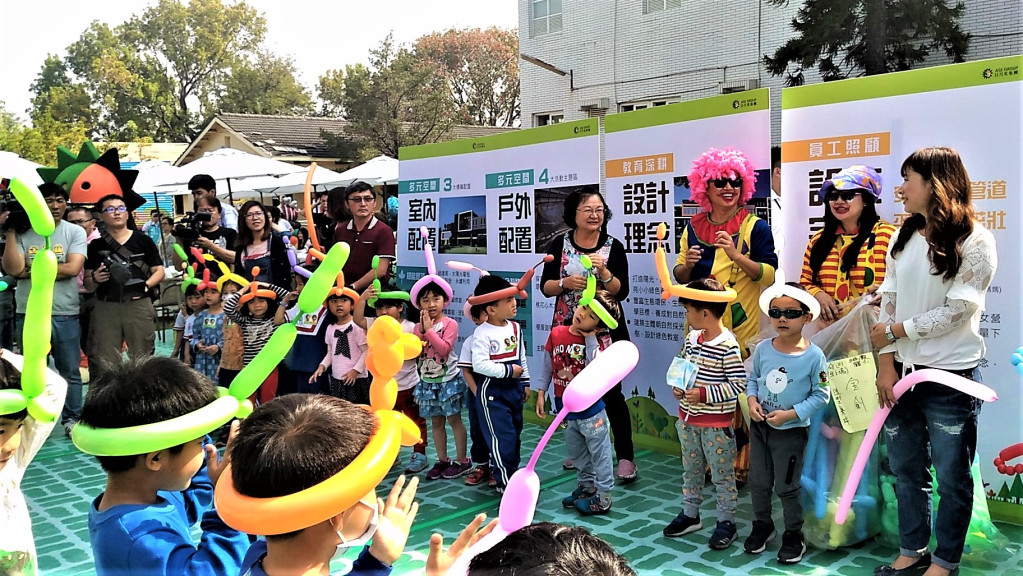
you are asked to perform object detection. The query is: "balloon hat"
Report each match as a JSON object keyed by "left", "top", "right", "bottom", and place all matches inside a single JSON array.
[
  {"left": 409, "top": 226, "right": 453, "bottom": 308},
  {"left": 447, "top": 260, "right": 489, "bottom": 318},
  {"left": 367, "top": 255, "right": 410, "bottom": 307},
  {"left": 237, "top": 266, "right": 285, "bottom": 307},
  {"left": 834, "top": 368, "right": 998, "bottom": 525},
  {"left": 449, "top": 340, "right": 641, "bottom": 573},
  {"left": 758, "top": 269, "right": 821, "bottom": 321},
  {"left": 327, "top": 269, "right": 361, "bottom": 304},
  {"left": 577, "top": 254, "right": 619, "bottom": 330},
  {"left": 211, "top": 258, "right": 250, "bottom": 293},
  {"left": 72, "top": 242, "right": 352, "bottom": 456},
  {"left": 466, "top": 254, "right": 554, "bottom": 307},
  {"left": 0, "top": 179, "right": 62, "bottom": 422},
  {"left": 215, "top": 312, "right": 423, "bottom": 535},
  {"left": 653, "top": 222, "right": 737, "bottom": 303}
]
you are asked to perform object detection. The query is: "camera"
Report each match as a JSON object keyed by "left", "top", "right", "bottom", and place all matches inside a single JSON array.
[
  {"left": 172, "top": 211, "right": 213, "bottom": 242},
  {"left": 97, "top": 250, "right": 145, "bottom": 289},
  {"left": 0, "top": 195, "right": 31, "bottom": 235}
]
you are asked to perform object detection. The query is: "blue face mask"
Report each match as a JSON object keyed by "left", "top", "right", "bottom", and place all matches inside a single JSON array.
[{"left": 333, "top": 499, "right": 379, "bottom": 556}]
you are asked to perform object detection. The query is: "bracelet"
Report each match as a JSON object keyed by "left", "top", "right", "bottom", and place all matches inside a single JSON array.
[{"left": 599, "top": 272, "right": 614, "bottom": 283}]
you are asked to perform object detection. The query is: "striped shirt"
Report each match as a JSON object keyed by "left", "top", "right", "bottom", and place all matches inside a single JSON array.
[
  {"left": 676, "top": 328, "right": 747, "bottom": 428},
  {"left": 800, "top": 220, "right": 895, "bottom": 307},
  {"left": 223, "top": 286, "right": 290, "bottom": 366}
]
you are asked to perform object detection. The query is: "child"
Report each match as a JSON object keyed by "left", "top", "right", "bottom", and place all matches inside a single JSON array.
[
  {"left": 534, "top": 290, "right": 622, "bottom": 515},
  {"left": 223, "top": 278, "right": 290, "bottom": 404},
  {"left": 744, "top": 281, "right": 830, "bottom": 563},
  {"left": 470, "top": 275, "right": 530, "bottom": 493},
  {"left": 311, "top": 288, "right": 370, "bottom": 404},
  {"left": 662, "top": 278, "right": 747, "bottom": 549},
  {"left": 456, "top": 304, "right": 492, "bottom": 487},
  {"left": 192, "top": 280, "right": 226, "bottom": 384},
  {"left": 172, "top": 284, "right": 205, "bottom": 365},
  {"left": 465, "top": 522, "right": 636, "bottom": 576},
  {"left": 0, "top": 352, "right": 67, "bottom": 575},
  {"left": 355, "top": 283, "right": 430, "bottom": 474},
  {"left": 413, "top": 282, "right": 471, "bottom": 481},
  {"left": 78, "top": 356, "right": 249, "bottom": 575},
  {"left": 284, "top": 263, "right": 329, "bottom": 394},
  {"left": 217, "top": 279, "right": 245, "bottom": 389}
]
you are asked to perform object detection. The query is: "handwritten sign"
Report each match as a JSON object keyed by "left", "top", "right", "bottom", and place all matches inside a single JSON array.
[{"left": 827, "top": 353, "right": 879, "bottom": 433}]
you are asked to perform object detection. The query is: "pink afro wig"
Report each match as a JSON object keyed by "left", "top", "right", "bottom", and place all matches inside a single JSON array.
[{"left": 687, "top": 147, "right": 757, "bottom": 212}]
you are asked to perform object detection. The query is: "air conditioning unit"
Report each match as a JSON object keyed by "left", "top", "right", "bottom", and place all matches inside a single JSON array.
[
  {"left": 580, "top": 97, "right": 611, "bottom": 111},
  {"left": 719, "top": 79, "right": 760, "bottom": 94}
]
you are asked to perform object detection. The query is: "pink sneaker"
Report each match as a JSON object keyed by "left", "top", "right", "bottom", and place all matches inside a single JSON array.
[{"left": 616, "top": 459, "right": 637, "bottom": 483}]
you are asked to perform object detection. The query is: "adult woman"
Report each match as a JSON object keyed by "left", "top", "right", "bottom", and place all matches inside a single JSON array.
[
  {"left": 800, "top": 165, "right": 896, "bottom": 323},
  {"left": 234, "top": 201, "right": 293, "bottom": 288},
  {"left": 870, "top": 147, "right": 996, "bottom": 576},
  {"left": 539, "top": 188, "right": 637, "bottom": 482},
  {"left": 672, "top": 147, "right": 777, "bottom": 485}
]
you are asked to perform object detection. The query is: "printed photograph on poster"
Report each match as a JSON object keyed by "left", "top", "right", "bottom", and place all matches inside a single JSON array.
[
  {"left": 439, "top": 195, "right": 487, "bottom": 254},
  {"left": 534, "top": 184, "right": 599, "bottom": 253},
  {"left": 671, "top": 169, "right": 773, "bottom": 242}
]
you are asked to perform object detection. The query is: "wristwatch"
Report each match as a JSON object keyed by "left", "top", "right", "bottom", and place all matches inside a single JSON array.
[
  {"left": 558, "top": 278, "right": 564, "bottom": 290},
  {"left": 884, "top": 325, "right": 896, "bottom": 342}
]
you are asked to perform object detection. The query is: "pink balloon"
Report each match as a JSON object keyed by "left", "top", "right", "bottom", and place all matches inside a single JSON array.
[
  {"left": 499, "top": 469, "right": 539, "bottom": 532},
  {"left": 446, "top": 260, "right": 476, "bottom": 271},
  {"left": 561, "top": 341, "right": 639, "bottom": 413},
  {"left": 835, "top": 368, "right": 997, "bottom": 525}
]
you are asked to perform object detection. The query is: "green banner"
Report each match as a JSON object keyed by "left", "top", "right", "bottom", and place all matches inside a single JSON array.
[
  {"left": 604, "top": 88, "right": 770, "bottom": 133},
  {"left": 399, "top": 118, "right": 598, "bottom": 160}
]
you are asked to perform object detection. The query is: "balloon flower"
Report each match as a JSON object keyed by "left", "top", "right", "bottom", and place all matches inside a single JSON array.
[{"left": 652, "top": 222, "right": 736, "bottom": 303}]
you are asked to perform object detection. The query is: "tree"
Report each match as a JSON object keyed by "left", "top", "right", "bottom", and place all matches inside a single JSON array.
[
  {"left": 320, "top": 35, "right": 456, "bottom": 158},
  {"left": 0, "top": 102, "right": 87, "bottom": 165},
  {"left": 414, "top": 27, "right": 520, "bottom": 127},
  {"left": 764, "top": 0, "right": 971, "bottom": 86},
  {"left": 219, "top": 51, "right": 314, "bottom": 115}
]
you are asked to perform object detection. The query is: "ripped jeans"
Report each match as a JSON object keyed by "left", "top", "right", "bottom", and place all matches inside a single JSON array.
[{"left": 885, "top": 365, "right": 982, "bottom": 570}]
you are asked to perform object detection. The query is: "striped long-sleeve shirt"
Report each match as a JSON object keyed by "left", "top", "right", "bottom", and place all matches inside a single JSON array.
[
  {"left": 676, "top": 328, "right": 747, "bottom": 428},
  {"left": 223, "top": 285, "right": 289, "bottom": 366},
  {"left": 800, "top": 220, "right": 895, "bottom": 307}
]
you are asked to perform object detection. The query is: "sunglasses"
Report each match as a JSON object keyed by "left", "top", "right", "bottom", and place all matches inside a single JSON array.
[
  {"left": 768, "top": 308, "right": 807, "bottom": 319},
  {"left": 825, "top": 190, "right": 861, "bottom": 203},
  {"left": 710, "top": 177, "right": 742, "bottom": 189}
]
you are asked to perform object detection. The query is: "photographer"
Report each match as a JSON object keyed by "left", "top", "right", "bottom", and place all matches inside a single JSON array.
[
  {"left": 172, "top": 195, "right": 237, "bottom": 268},
  {"left": 83, "top": 195, "right": 165, "bottom": 377},
  {"left": 1, "top": 182, "right": 87, "bottom": 436}
]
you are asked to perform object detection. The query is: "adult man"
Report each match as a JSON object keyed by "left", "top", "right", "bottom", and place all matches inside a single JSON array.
[
  {"left": 2, "top": 183, "right": 87, "bottom": 435},
  {"left": 329, "top": 181, "right": 394, "bottom": 290},
  {"left": 142, "top": 209, "right": 164, "bottom": 247},
  {"left": 83, "top": 195, "right": 165, "bottom": 375},
  {"left": 67, "top": 205, "right": 101, "bottom": 377},
  {"left": 189, "top": 174, "right": 239, "bottom": 231},
  {"left": 172, "top": 194, "right": 237, "bottom": 267}
]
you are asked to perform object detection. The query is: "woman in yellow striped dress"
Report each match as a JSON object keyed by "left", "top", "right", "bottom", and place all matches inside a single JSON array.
[{"left": 800, "top": 165, "right": 895, "bottom": 324}]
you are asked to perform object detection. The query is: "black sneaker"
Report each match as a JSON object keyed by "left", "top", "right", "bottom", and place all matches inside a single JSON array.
[
  {"left": 708, "top": 520, "right": 737, "bottom": 550},
  {"left": 744, "top": 520, "right": 776, "bottom": 554},
  {"left": 777, "top": 530, "right": 806, "bottom": 564},
  {"left": 662, "top": 513, "right": 702, "bottom": 538}
]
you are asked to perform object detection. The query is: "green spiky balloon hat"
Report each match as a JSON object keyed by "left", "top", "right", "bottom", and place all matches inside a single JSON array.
[{"left": 36, "top": 142, "right": 145, "bottom": 211}]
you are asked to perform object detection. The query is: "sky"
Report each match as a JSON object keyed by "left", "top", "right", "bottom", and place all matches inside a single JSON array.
[{"left": 1, "top": 0, "right": 518, "bottom": 122}]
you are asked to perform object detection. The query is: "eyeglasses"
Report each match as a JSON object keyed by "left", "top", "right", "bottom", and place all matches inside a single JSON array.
[
  {"left": 768, "top": 308, "right": 807, "bottom": 319},
  {"left": 711, "top": 177, "right": 742, "bottom": 189},
  {"left": 348, "top": 195, "right": 375, "bottom": 204},
  {"left": 826, "top": 190, "right": 861, "bottom": 203},
  {"left": 245, "top": 212, "right": 265, "bottom": 219},
  {"left": 577, "top": 208, "right": 605, "bottom": 217},
  {"left": 102, "top": 206, "right": 128, "bottom": 214}
]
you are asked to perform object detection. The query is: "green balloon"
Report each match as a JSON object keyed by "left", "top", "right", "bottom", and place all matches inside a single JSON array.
[
  {"left": 228, "top": 323, "right": 297, "bottom": 400},
  {"left": 21, "top": 250, "right": 57, "bottom": 397},
  {"left": 298, "top": 242, "right": 350, "bottom": 313}
]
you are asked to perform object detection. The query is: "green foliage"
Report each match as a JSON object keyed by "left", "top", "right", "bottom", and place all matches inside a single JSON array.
[
  {"left": 764, "top": 0, "right": 971, "bottom": 86},
  {"left": 220, "top": 51, "right": 313, "bottom": 116},
  {"left": 0, "top": 102, "right": 87, "bottom": 165}
]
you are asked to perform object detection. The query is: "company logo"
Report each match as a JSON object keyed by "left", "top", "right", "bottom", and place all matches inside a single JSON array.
[
  {"left": 983, "top": 68, "right": 993, "bottom": 79},
  {"left": 732, "top": 97, "right": 758, "bottom": 109},
  {"left": 472, "top": 141, "right": 487, "bottom": 150},
  {"left": 982, "top": 65, "right": 1019, "bottom": 80},
  {"left": 573, "top": 125, "right": 593, "bottom": 134}
]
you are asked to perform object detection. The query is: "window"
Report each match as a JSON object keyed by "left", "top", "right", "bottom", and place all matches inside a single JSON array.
[
  {"left": 532, "top": 0, "right": 563, "bottom": 37},
  {"left": 534, "top": 112, "right": 564, "bottom": 127},
  {"left": 644, "top": 0, "right": 682, "bottom": 14},
  {"left": 619, "top": 98, "right": 679, "bottom": 112}
]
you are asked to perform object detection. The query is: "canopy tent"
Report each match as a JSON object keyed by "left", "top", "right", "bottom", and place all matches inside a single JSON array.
[
  {"left": 0, "top": 151, "right": 44, "bottom": 185},
  {"left": 247, "top": 164, "right": 348, "bottom": 194},
  {"left": 329, "top": 155, "right": 398, "bottom": 187},
  {"left": 171, "top": 147, "right": 307, "bottom": 203}
]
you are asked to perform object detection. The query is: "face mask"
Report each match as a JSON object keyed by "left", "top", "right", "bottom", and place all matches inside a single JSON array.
[{"left": 333, "top": 499, "right": 379, "bottom": 556}]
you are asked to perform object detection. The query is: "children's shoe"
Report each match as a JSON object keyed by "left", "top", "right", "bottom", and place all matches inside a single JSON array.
[
  {"left": 708, "top": 520, "right": 738, "bottom": 550},
  {"left": 404, "top": 452, "right": 429, "bottom": 474},
  {"left": 743, "top": 520, "right": 776, "bottom": 554},
  {"left": 562, "top": 458, "right": 576, "bottom": 470},
  {"left": 616, "top": 459, "right": 638, "bottom": 483},
  {"left": 62, "top": 420, "right": 76, "bottom": 438},
  {"left": 425, "top": 459, "right": 450, "bottom": 481},
  {"left": 575, "top": 494, "right": 611, "bottom": 515},
  {"left": 487, "top": 477, "right": 498, "bottom": 488},
  {"left": 441, "top": 459, "right": 473, "bottom": 479},
  {"left": 494, "top": 485, "right": 505, "bottom": 495},
  {"left": 562, "top": 485, "right": 597, "bottom": 508},
  {"left": 662, "top": 513, "right": 702, "bottom": 537},
  {"left": 777, "top": 530, "right": 806, "bottom": 564},
  {"left": 465, "top": 465, "right": 491, "bottom": 486}
]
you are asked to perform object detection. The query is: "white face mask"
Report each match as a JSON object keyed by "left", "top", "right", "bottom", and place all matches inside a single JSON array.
[{"left": 333, "top": 500, "right": 380, "bottom": 555}]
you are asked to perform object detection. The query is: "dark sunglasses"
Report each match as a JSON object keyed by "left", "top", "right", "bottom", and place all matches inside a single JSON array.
[
  {"left": 711, "top": 177, "right": 742, "bottom": 189},
  {"left": 825, "top": 190, "right": 860, "bottom": 203},
  {"left": 768, "top": 308, "right": 807, "bottom": 319}
]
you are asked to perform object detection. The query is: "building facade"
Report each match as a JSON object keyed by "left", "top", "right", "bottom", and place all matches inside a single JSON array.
[{"left": 518, "top": 0, "right": 1022, "bottom": 143}]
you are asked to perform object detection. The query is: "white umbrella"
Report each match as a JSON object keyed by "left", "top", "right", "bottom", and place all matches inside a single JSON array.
[
  {"left": 0, "top": 151, "right": 44, "bottom": 185},
  {"left": 246, "top": 164, "right": 349, "bottom": 194},
  {"left": 330, "top": 155, "right": 398, "bottom": 187},
  {"left": 133, "top": 160, "right": 188, "bottom": 193},
  {"left": 173, "top": 147, "right": 307, "bottom": 203}
]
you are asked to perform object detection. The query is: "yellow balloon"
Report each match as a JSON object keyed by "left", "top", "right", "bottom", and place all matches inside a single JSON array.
[
  {"left": 370, "top": 377, "right": 398, "bottom": 412},
  {"left": 399, "top": 333, "right": 422, "bottom": 360}
]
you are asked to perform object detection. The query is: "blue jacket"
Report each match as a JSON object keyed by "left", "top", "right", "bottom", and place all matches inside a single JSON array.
[{"left": 240, "top": 540, "right": 391, "bottom": 576}]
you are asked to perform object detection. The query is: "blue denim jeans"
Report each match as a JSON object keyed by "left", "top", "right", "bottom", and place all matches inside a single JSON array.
[
  {"left": 564, "top": 409, "right": 614, "bottom": 497},
  {"left": 16, "top": 313, "right": 83, "bottom": 423},
  {"left": 885, "top": 366, "right": 982, "bottom": 570}
]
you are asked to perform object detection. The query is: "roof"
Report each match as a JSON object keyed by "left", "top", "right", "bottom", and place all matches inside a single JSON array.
[{"left": 177, "top": 113, "right": 518, "bottom": 165}]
